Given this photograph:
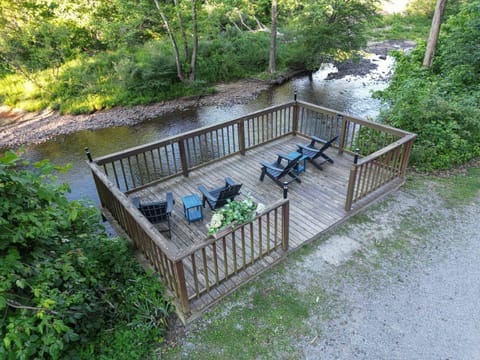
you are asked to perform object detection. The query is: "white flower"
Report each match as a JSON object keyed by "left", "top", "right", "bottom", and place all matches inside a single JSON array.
[
  {"left": 210, "top": 213, "right": 224, "bottom": 229},
  {"left": 256, "top": 203, "right": 266, "bottom": 214}
]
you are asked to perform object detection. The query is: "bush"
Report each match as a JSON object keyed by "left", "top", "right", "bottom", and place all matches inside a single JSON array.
[
  {"left": 0, "top": 151, "right": 171, "bottom": 359},
  {"left": 376, "top": 1, "right": 480, "bottom": 171},
  {"left": 197, "top": 31, "right": 270, "bottom": 82}
]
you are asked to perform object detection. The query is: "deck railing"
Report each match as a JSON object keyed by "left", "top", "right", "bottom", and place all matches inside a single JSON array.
[
  {"left": 88, "top": 157, "right": 289, "bottom": 314},
  {"left": 94, "top": 103, "right": 295, "bottom": 193},
  {"left": 87, "top": 99, "right": 415, "bottom": 316},
  {"left": 177, "top": 200, "right": 289, "bottom": 304},
  {"left": 293, "top": 101, "right": 415, "bottom": 210}
]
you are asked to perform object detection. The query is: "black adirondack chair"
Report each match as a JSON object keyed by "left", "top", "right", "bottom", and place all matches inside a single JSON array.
[
  {"left": 198, "top": 177, "right": 242, "bottom": 210},
  {"left": 132, "top": 192, "right": 174, "bottom": 237},
  {"left": 296, "top": 135, "right": 338, "bottom": 170},
  {"left": 259, "top": 153, "right": 302, "bottom": 188}
]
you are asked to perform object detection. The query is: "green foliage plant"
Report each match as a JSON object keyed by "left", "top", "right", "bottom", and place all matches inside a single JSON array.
[{"left": 0, "top": 150, "right": 171, "bottom": 359}]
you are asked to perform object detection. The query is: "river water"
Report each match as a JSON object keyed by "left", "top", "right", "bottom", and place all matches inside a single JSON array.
[{"left": 24, "top": 55, "right": 394, "bottom": 202}]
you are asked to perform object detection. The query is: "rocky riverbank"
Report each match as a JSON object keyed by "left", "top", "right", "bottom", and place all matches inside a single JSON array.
[{"left": 0, "top": 79, "right": 272, "bottom": 150}]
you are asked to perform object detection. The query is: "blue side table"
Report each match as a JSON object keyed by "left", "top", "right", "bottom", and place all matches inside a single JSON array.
[
  {"left": 182, "top": 194, "right": 203, "bottom": 224},
  {"left": 286, "top": 151, "right": 308, "bottom": 174}
]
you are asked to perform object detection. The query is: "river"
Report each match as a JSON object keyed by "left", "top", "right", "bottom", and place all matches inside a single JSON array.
[{"left": 23, "top": 55, "right": 394, "bottom": 203}]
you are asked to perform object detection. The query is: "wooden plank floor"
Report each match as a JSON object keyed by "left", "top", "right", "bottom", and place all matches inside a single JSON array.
[
  {"left": 127, "top": 135, "right": 363, "bottom": 318},
  {"left": 132, "top": 135, "right": 353, "bottom": 253}
]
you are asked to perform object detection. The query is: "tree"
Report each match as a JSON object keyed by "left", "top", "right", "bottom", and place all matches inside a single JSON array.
[
  {"left": 423, "top": 0, "right": 447, "bottom": 68},
  {"left": 289, "top": 0, "right": 379, "bottom": 70},
  {"left": 152, "top": 0, "right": 199, "bottom": 82},
  {"left": 269, "top": 0, "right": 278, "bottom": 74},
  {"left": 0, "top": 151, "right": 171, "bottom": 358}
]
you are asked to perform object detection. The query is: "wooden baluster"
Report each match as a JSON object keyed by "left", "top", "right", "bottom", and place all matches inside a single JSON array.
[{"left": 178, "top": 139, "right": 189, "bottom": 177}]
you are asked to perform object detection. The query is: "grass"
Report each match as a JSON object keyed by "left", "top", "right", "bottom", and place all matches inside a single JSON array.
[
  {"left": 436, "top": 167, "right": 480, "bottom": 208},
  {"left": 163, "top": 278, "right": 313, "bottom": 359},
  {"left": 367, "top": 13, "right": 431, "bottom": 42}
]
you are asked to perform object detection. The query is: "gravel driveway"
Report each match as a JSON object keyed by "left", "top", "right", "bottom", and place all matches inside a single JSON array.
[{"left": 300, "top": 180, "right": 480, "bottom": 359}]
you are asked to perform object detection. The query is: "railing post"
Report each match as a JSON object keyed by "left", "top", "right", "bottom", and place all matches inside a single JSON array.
[
  {"left": 283, "top": 182, "right": 288, "bottom": 199},
  {"left": 338, "top": 115, "right": 347, "bottom": 155},
  {"left": 174, "top": 260, "right": 190, "bottom": 315},
  {"left": 85, "top": 147, "right": 93, "bottom": 162},
  {"left": 399, "top": 139, "right": 414, "bottom": 177},
  {"left": 281, "top": 200, "right": 290, "bottom": 251},
  {"left": 345, "top": 165, "right": 358, "bottom": 211},
  {"left": 354, "top": 148, "right": 360, "bottom": 164},
  {"left": 178, "top": 139, "right": 189, "bottom": 177},
  {"left": 292, "top": 93, "right": 299, "bottom": 135},
  {"left": 238, "top": 121, "right": 246, "bottom": 155}
]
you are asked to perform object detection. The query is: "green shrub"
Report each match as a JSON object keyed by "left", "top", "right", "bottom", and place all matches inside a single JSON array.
[
  {"left": 0, "top": 151, "right": 172, "bottom": 359},
  {"left": 376, "top": 0, "right": 480, "bottom": 171}
]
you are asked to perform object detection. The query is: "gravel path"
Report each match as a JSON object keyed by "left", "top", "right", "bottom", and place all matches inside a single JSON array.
[{"left": 300, "top": 183, "right": 480, "bottom": 359}]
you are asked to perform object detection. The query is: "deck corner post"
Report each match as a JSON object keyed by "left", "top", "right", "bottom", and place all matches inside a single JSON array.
[
  {"left": 281, "top": 200, "right": 290, "bottom": 251},
  {"left": 178, "top": 139, "right": 189, "bottom": 177},
  {"left": 238, "top": 121, "right": 246, "bottom": 155},
  {"left": 399, "top": 138, "right": 414, "bottom": 178},
  {"left": 345, "top": 164, "right": 358, "bottom": 211},
  {"left": 173, "top": 260, "right": 190, "bottom": 315},
  {"left": 338, "top": 115, "right": 347, "bottom": 155}
]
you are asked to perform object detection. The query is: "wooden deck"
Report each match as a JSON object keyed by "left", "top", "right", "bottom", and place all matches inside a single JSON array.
[
  {"left": 128, "top": 135, "right": 364, "bottom": 316},
  {"left": 90, "top": 100, "right": 415, "bottom": 321},
  {"left": 131, "top": 135, "right": 352, "bottom": 252}
]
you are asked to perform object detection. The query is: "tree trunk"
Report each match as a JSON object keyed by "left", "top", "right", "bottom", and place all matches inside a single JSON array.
[
  {"left": 423, "top": 0, "right": 447, "bottom": 68},
  {"left": 153, "top": 0, "right": 184, "bottom": 81},
  {"left": 173, "top": 0, "right": 189, "bottom": 61},
  {"left": 269, "top": 0, "right": 278, "bottom": 74},
  {"left": 189, "top": 0, "right": 198, "bottom": 81}
]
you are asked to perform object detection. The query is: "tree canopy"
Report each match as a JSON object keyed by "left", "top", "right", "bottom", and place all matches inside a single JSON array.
[
  {"left": 376, "top": 0, "right": 480, "bottom": 170},
  {"left": 0, "top": 0, "right": 380, "bottom": 114}
]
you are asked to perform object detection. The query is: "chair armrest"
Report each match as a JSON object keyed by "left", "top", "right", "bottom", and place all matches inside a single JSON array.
[
  {"left": 260, "top": 160, "right": 284, "bottom": 172},
  {"left": 311, "top": 135, "right": 327, "bottom": 145},
  {"left": 132, "top": 197, "right": 141, "bottom": 208},
  {"left": 165, "top": 192, "right": 174, "bottom": 214},
  {"left": 276, "top": 153, "right": 293, "bottom": 161},
  {"left": 225, "top": 177, "right": 236, "bottom": 187},
  {"left": 297, "top": 143, "right": 320, "bottom": 153},
  {"left": 198, "top": 185, "right": 217, "bottom": 203}
]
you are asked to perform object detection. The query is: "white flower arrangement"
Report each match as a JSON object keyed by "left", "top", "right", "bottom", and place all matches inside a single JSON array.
[
  {"left": 255, "top": 202, "right": 266, "bottom": 214},
  {"left": 207, "top": 197, "right": 258, "bottom": 236}
]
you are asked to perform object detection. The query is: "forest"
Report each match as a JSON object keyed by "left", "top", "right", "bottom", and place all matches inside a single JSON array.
[{"left": 0, "top": 0, "right": 379, "bottom": 114}]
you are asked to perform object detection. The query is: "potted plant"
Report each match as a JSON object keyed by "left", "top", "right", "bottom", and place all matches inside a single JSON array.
[{"left": 207, "top": 197, "right": 265, "bottom": 238}]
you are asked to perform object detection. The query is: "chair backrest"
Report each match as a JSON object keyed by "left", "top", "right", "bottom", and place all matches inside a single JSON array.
[
  {"left": 215, "top": 184, "right": 242, "bottom": 208},
  {"left": 310, "top": 135, "right": 338, "bottom": 151},
  {"left": 138, "top": 201, "right": 169, "bottom": 223},
  {"left": 320, "top": 135, "right": 338, "bottom": 150},
  {"left": 278, "top": 154, "right": 302, "bottom": 178}
]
